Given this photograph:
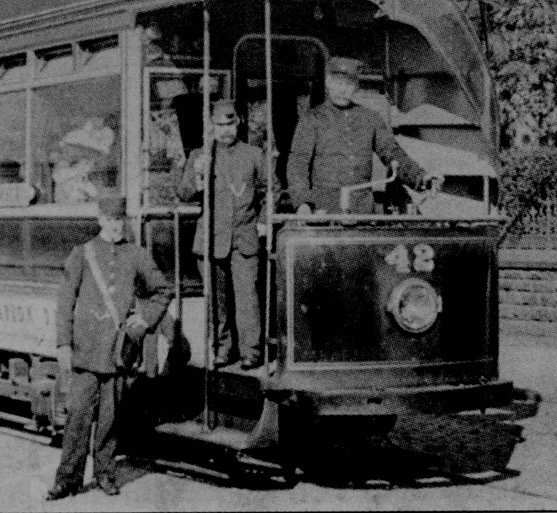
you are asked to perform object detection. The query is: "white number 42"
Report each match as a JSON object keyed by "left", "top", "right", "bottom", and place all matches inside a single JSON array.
[{"left": 384, "top": 244, "right": 435, "bottom": 273}]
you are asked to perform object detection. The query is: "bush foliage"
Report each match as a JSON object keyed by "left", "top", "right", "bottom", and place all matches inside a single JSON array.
[
  {"left": 488, "top": 0, "right": 557, "bottom": 149},
  {"left": 499, "top": 147, "right": 557, "bottom": 235}
]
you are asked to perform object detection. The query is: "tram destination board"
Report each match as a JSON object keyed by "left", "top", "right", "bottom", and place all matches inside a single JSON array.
[{"left": 0, "top": 282, "right": 58, "bottom": 359}]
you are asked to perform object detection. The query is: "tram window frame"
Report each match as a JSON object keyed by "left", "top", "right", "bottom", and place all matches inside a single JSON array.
[
  {"left": 0, "top": 54, "right": 28, "bottom": 85},
  {"left": 0, "top": 35, "right": 122, "bottom": 214},
  {"left": 142, "top": 67, "right": 231, "bottom": 208}
]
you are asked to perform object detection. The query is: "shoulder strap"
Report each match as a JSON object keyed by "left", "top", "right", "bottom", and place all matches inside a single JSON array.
[{"left": 84, "top": 241, "right": 121, "bottom": 331}]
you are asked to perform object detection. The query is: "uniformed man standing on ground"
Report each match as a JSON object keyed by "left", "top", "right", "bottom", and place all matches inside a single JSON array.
[
  {"left": 287, "top": 56, "right": 441, "bottom": 215},
  {"left": 177, "top": 99, "right": 278, "bottom": 371},
  {"left": 46, "top": 196, "right": 172, "bottom": 501}
]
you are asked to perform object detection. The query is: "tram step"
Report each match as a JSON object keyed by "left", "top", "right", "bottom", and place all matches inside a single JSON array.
[
  {"left": 154, "top": 458, "right": 229, "bottom": 481},
  {"left": 155, "top": 420, "right": 250, "bottom": 450},
  {"left": 211, "top": 361, "right": 268, "bottom": 377}
]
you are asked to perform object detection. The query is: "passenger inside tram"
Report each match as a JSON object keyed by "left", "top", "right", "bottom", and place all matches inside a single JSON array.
[{"left": 50, "top": 117, "right": 116, "bottom": 204}]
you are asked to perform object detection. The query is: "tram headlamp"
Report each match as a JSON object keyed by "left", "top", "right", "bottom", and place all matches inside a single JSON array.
[{"left": 386, "top": 278, "right": 442, "bottom": 334}]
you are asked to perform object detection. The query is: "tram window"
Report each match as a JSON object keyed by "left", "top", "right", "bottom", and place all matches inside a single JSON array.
[
  {"left": 144, "top": 69, "right": 230, "bottom": 206},
  {"left": 31, "top": 75, "right": 121, "bottom": 205},
  {"left": 234, "top": 36, "right": 326, "bottom": 186},
  {"left": 355, "top": 75, "right": 392, "bottom": 127},
  {"left": 0, "top": 54, "right": 28, "bottom": 85},
  {"left": 0, "top": 92, "right": 26, "bottom": 184}
]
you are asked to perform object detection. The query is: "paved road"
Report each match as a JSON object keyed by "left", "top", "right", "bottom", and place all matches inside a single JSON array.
[{"left": 1, "top": 335, "right": 557, "bottom": 512}]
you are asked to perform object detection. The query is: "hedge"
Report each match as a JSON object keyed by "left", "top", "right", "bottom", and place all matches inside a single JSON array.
[{"left": 499, "top": 147, "right": 557, "bottom": 240}]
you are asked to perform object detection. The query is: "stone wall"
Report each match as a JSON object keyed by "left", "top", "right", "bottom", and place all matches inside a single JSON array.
[{"left": 499, "top": 249, "right": 557, "bottom": 338}]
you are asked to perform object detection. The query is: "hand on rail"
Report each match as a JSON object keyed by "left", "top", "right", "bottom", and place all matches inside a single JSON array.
[
  {"left": 421, "top": 172, "right": 444, "bottom": 197},
  {"left": 125, "top": 313, "right": 149, "bottom": 343},
  {"left": 257, "top": 222, "right": 267, "bottom": 237},
  {"left": 295, "top": 204, "right": 327, "bottom": 216},
  {"left": 193, "top": 154, "right": 210, "bottom": 191},
  {"left": 296, "top": 203, "right": 312, "bottom": 216}
]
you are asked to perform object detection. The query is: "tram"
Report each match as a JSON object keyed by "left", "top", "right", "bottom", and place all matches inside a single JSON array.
[{"left": 0, "top": 0, "right": 519, "bottom": 483}]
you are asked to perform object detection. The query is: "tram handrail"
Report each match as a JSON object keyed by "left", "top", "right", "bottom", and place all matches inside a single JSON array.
[
  {"left": 272, "top": 213, "right": 508, "bottom": 224},
  {"left": 140, "top": 205, "right": 201, "bottom": 218}
]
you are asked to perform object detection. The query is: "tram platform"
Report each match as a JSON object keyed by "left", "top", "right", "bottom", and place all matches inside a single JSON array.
[{"left": 156, "top": 421, "right": 250, "bottom": 449}]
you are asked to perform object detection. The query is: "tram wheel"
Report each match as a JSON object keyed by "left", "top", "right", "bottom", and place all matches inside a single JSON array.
[
  {"left": 226, "top": 461, "right": 254, "bottom": 488},
  {"left": 50, "top": 432, "right": 64, "bottom": 448},
  {"left": 280, "top": 464, "right": 300, "bottom": 488}
]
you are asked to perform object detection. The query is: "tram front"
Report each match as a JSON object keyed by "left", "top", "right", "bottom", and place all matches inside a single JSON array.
[{"left": 250, "top": 0, "right": 515, "bottom": 471}]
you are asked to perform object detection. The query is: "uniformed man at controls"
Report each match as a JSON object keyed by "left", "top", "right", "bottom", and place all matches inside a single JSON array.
[
  {"left": 287, "top": 56, "right": 441, "bottom": 215},
  {"left": 177, "top": 99, "right": 279, "bottom": 371},
  {"left": 46, "top": 196, "right": 171, "bottom": 501}
]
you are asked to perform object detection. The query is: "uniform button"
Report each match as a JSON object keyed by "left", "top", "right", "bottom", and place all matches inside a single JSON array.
[
  {"left": 348, "top": 155, "right": 355, "bottom": 160},
  {"left": 108, "top": 286, "right": 116, "bottom": 295},
  {"left": 110, "top": 260, "right": 115, "bottom": 266},
  {"left": 109, "top": 273, "right": 115, "bottom": 280}
]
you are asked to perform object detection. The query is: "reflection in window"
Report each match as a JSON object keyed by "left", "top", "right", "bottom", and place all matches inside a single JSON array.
[
  {"left": 0, "top": 91, "right": 26, "bottom": 184},
  {"left": 31, "top": 76, "right": 121, "bottom": 204}
]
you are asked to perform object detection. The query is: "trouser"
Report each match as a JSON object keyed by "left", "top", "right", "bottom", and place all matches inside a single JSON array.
[
  {"left": 198, "top": 250, "right": 261, "bottom": 360},
  {"left": 54, "top": 369, "right": 123, "bottom": 487}
]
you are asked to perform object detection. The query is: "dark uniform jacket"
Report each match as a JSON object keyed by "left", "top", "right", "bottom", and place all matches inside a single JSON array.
[
  {"left": 57, "top": 236, "right": 172, "bottom": 374},
  {"left": 286, "top": 100, "right": 427, "bottom": 213},
  {"left": 177, "top": 140, "right": 279, "bottom": 259}
]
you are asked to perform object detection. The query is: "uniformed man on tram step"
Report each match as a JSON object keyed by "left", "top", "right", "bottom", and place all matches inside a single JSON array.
[
  {"left": 46, "top": 196, "right": 172, "bottom": 501},
  {"left": 177, "top": 99, "right": 279, "bottom": 371},
  {"left": 287, "top": 56, "right": 442, "bottom": 215}
]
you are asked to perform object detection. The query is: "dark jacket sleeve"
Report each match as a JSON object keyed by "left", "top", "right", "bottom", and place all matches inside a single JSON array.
[
  {"left": 371, "top": 113, "right": 427, "bottom": 189},
  {"left": 56, "top": 245, "right": 84, "bottom": 348},
  {"left": 135, "top": 248, "right": 173, "bottom": 329},
  {"left": 286, "top": 113, "right": 317, "bottom": 209},
  {"left": 255, "top": 147, "right": 282, "bottom": 224},
  {"left": 176, "top": 148, "right": 202, "bottom": 203}
]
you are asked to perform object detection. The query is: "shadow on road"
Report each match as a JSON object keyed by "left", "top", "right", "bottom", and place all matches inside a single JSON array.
[{"left": 303, "top": 387, "right": 541, "bottom": 489}]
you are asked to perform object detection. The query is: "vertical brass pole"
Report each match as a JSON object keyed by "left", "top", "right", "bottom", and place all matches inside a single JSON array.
[
  {"left": 173, "top": 207, "right": 181, "bottom": 379},
  {"left": 264, "top": 0, "right": 274, "bottom": 373},
  {"left": 202, "top": 0, "right": 212, "bottom": 431}
]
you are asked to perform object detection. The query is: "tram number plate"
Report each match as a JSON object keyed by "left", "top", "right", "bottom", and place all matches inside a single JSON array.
[{"left": 384, "top": 244, "right": 435, "bottom": 273}]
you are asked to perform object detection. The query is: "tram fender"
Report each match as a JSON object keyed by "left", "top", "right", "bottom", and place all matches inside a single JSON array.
[{"left": 245, "top": 398, "right": 279, "bottom": 450}]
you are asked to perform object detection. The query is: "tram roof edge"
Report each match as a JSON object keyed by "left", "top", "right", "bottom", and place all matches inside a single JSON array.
[{"left": 0, "top": 1, "right": 195, "bottom": 54}]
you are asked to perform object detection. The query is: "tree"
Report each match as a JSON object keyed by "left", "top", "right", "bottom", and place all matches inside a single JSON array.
[{"left": 487, "top": 0, "right": 557, "bottom": 149}]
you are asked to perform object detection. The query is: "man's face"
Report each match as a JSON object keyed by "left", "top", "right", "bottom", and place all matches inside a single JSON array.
[
  {"left": 326, "top": 73, "right": 358, "bottom": 107},
  {"left": 212, "top": 118, "right": 238, "bottom": 145},
  {"left": 98, "top": 215, "right": 125, "bottom": 242}
]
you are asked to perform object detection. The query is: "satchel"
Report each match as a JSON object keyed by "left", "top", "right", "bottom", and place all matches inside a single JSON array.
[
  {"left": 84, "top": 241, "right": 143, "bottom": 372},
  {"left": 114, "top": 327, "right": 143, "bottom": 372}
]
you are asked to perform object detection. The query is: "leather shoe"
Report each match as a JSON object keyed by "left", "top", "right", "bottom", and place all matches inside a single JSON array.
[
  {"left": 45, "top": 483, "right": 80, "bottom": 501},
  {"left": 95, "top": 475, "right": 120, "bottom": 496},
  {"left": 240, "top": 357, "right": 262, "bottom": 371}
]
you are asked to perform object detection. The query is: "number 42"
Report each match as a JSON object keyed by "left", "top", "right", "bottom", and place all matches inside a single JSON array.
[{"left": 385, "top": 244, "right": 435, "bottom": 273}]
